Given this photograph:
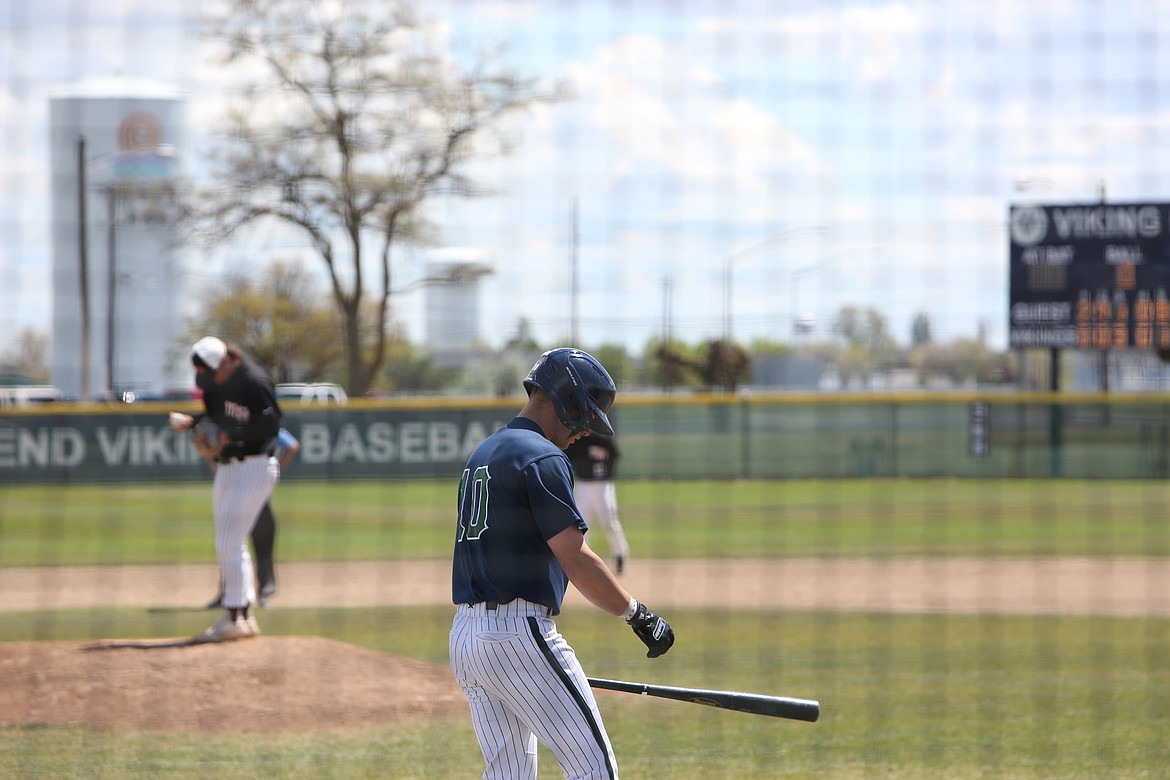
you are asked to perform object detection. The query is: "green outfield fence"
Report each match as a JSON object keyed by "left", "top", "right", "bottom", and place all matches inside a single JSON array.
[{"left": 2, "top": 392, "right": 1168, "bottom": 484}]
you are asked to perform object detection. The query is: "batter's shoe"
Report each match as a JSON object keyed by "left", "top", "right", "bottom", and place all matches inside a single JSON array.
[
  {"left": 192, "top": 614, "right": 254, "bottom": 644},
  {"left": 245, "top": 615, "right": 261, "bottom": 636}
]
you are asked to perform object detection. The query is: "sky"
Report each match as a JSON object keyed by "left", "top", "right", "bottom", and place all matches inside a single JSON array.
[{"left": 3, "top": 0, "right": 1170, "bottom": 358}]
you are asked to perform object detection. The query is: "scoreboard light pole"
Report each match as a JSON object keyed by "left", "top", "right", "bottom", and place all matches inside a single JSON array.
[{"left": 720, "top": 226, "right": 830, "bottom": 348}]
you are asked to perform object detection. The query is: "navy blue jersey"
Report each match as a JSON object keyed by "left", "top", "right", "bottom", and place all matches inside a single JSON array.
[{"left": 451, "top": 417, "right": 588, "bottom": 615}]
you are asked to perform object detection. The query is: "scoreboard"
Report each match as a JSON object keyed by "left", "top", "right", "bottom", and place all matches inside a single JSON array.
[{"left": 1009, "top": 202, "right": 1170, "bottom": 349}]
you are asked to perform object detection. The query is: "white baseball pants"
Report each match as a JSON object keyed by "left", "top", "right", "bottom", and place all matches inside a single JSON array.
[
  {"left": 450, "top": 600, "right": 619, "bottom": 779},
  {"left": 575, "top": 481, "right": 629, "bottom": 562},
  {"left": 213, "top": 454, "right": 279, "bottom": 609}
]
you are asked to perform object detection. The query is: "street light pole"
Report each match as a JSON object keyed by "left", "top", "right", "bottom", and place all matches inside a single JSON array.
[
  {"left": 786, "top": 243, "right": 885, "bottom": 342},
  {"left": 76, "top": 136, "right": 91, "bottom": 403},
  {"left": 104, "top": 187, "right": 118, "bottom": 399},
  {"left": 789, "top": 263, "right": 823, "bottom": 341},
  {"left": 721, "top": 226, "right": 829, "bottom": 346},
  {"left": 661, "top": 276, "right": 674, "bottom": 393}
]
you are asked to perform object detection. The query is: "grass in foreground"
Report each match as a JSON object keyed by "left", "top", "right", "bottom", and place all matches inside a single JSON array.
[{"left": 2, "top": 606, "right": 1168, "bottom": 779}]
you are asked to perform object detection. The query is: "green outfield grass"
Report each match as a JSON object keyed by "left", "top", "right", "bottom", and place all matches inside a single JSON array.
[
  {"left": 2, "top": 478, "right": 1169, "bottom": 778},
  {"left": 1, "top": 606, "right": 1168, "bottom": 779},
  {"left": 1, "top": 478, "right": 1170, "bottom": 566}
]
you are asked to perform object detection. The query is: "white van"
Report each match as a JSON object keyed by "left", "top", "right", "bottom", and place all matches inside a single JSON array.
[{"left": 275, "top": 382, "right": 348, "bottom": 406}]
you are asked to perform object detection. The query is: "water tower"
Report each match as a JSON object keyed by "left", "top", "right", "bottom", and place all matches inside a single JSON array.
[
  {"left": 48, "top": 77, "right": 188, "bottom": 400},
  {"left": 424, "top": 251, "right": 492, "bottom": 365}
]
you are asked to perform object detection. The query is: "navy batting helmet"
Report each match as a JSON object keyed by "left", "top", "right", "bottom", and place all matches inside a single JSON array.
[{"left": 523, "top": 348, "right": 616, "bottom": 436}]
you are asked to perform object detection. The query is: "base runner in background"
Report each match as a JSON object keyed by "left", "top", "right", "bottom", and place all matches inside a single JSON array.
[
  {"left": 450, "top": 348, "right": 674, "bottom": 779},
  {"left": 564, "top": 431, "right": 630, "bottom": 574}
]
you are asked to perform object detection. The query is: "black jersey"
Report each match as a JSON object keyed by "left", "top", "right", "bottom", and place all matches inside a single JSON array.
[
  {"left": 199, "top": 360, "right": 282, "bottom": 461},
  {"left": 564, "top": 433, "right": 619, "bottom": 481}
]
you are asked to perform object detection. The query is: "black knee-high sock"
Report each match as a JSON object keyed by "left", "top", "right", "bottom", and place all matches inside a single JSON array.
[
  {"left": 251, "top": 502, "right": 277, "bottom": 561},
  {"left": 252, "top": 501, "right": 278, "bottom": 592}
]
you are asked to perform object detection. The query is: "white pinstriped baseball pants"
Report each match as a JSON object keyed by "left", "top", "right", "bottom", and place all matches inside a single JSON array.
[
  {"left": 450, "top": 600, "right": 619, "bottom": 780},
  {"left": 213, "top": 454, "right": 279, "bottom": 609},
  {"left": 575, "top": 481, "right": 629, "bottom": 562}
]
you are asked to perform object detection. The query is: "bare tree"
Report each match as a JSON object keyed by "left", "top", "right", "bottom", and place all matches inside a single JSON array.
[
  {"left": 185, "top": 260, "right": 345, "bottom": 384},
  {"left": 192, "top": 0, "right": 556, "bottom": 395}
]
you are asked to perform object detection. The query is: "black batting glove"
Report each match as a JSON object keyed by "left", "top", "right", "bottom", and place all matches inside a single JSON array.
[{"left": 627, "top": 602, "right": 675, "bottom": 658}]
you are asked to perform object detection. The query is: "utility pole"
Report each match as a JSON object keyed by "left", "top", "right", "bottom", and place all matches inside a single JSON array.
[
  {"left": 76, "top": 136, "right": 91, "bottom": 402},
  {"left": 104, "top": 187, "right": 118, "bottom": 399},
  {"left": 570, "top": 198, "right": 579, "bottom": 344},
  {"left": 661, "top": 276, "right": 673, "bottom": 392}
]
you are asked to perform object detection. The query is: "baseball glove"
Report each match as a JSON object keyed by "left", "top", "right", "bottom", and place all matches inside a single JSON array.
[{"left": 191, "top": 419, "right": 223, "bottom": 462}]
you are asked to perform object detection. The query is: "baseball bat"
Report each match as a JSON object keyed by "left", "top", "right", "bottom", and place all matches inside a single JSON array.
[{"left": 586, "top": 677, "right": 820, "bottom": 723}]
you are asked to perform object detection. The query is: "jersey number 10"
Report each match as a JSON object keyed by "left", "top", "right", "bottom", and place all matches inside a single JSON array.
[{"left": 457, "top": 466, "right": 491, "bottom": 541}]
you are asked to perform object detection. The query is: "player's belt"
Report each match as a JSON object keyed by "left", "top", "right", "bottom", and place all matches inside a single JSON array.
[
  {"left": 217, "top": 452, "right": 271, "bottom": 464},
  {"left": 459, "top": 599, "right": 552, "bottom": 617}
]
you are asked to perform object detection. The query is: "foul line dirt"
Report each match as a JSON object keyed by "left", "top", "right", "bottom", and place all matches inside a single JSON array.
[{"left": 2, "top": 558, "right": 1169, "bottom": 616}]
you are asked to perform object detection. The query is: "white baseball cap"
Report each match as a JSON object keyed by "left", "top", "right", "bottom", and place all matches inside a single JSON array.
[{"left": 191, "top": 336, "right": 227, "bottom": 371}]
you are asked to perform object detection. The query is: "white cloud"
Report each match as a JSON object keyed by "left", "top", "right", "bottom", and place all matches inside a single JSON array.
[{"left": 2, "top": 0, "right": 1169, "bottom": 357}]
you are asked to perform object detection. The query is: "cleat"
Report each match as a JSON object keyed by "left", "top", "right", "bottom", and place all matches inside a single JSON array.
[{"left": 192, "top": 614, "right": 254, "bottom": 644}]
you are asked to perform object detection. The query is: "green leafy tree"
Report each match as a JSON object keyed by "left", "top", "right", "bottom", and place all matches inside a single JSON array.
[
  {"left": 645, "top": 338, "right": 751, "bottom": 392},
  {"left": 504, "top": 318, "right": 541, "bottom": 352},
  {"left": 911, "top": 312, "right": 933, "bottom": 346},
  {"left": 192, "top": 0, "right": 557, "bottom": 395},
  {"left": 830, "top": 305, "right": 902, "bottom": 385},
  {"left": 643, "top": 337, "right": 696, "bottom": 390},
  {"left": 590, "top": 344, "right": 634, "bottom": 388},
  {"left": 749, "top": 338, "right": 791, "bottom": 357},
  {"left": 910, "top": 338, "right": 1015, "bottom": 386},
  {"left": 456, "top": 347, "right": 539, "bottom": 396},
  {"left": 376, "top": 342, "right": 458, "bottom": 394},
  {"left": 185, "top": 260, "right": 343, "bottom": 383},
  {"left": 0, "top": 329, "right": 50, "bottom": 383}
]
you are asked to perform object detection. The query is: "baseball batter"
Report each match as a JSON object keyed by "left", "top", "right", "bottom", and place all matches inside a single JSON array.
[
  {"left": 450, "top": 348, "right": 675, "bottom": 780},
  {"left": 564, "top": 432, "right": 630, "bottom": 574},
  {"left": 169, "top": 336, "right": 282, "bottom": 643}
]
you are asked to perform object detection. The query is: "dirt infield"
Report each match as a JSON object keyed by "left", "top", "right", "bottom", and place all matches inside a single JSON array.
[
  {"left": 0, "top": 637, "right": 465, "bottom": 734},
  {"left": 2, "top": 557, "right": 1169, "bottom": 615},
  {"left": 2, "top": 557, "right": 1169, "bottom": 733}
]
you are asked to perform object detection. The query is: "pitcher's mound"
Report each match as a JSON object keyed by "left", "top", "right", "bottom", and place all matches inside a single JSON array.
[{"left": 0, "top": 637, "right": 464, "bottom": 733}]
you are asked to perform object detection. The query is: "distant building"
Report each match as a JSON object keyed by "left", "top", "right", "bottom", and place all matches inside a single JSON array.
[
  {"left": 424, "top": 254, "right": 491, "bottom": 366},
  {"left": 751, "top": 352, "right": 823, "bottom": 390},
  {"left": 48, "top": 78, "right": 188, "bottom": 400}
]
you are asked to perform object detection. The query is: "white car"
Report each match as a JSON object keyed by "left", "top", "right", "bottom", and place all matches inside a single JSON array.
[
  {"left": 275, "top": 382, "right": 349, "bottom": 406},
  {"left": 0, "top": 385, "right": 62, "bottom": 408}
]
